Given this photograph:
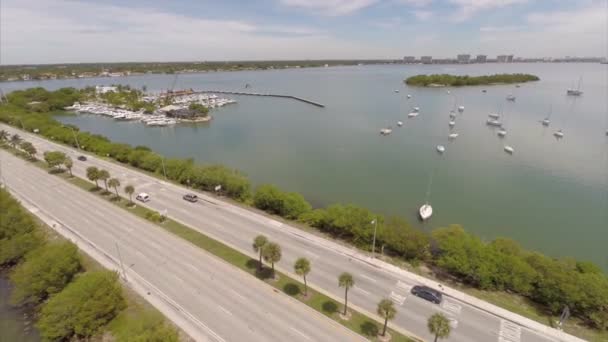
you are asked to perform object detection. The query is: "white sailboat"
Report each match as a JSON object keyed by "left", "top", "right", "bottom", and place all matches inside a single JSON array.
[
  {"left": 542, "top": 105, "right": 552, "bottom": 126},
  {"left": 497, "top": 129, "right": 507, "bottom": 137},
  {"left": 407, "top": 94, "right": 412, "bottom": 99},
  {"left": 394, "top": 89, "right": 400, "bottom": 93},
  {"left": 436, "top": 145, "right": 445, "bottom": 153},
  {"left": 504, "top": 145, "right": 514, "bottom": 154},
  {"left": 413, "top": 107, "right": 420, "bottom": 112},
  {"left": 397, "top": 121, "right": 403, "bottom": 127},
  {"left": 449, "top": 111, "right": 457, "bottom": 119},
  {"left": 449, "top": 120, "right": 456, "bottom": 127},
  {"left": 380, "top": 127, "right": 393, "bottom": 135},
  {"left": 567, "top": 77, "right": 583, "bottom": 96},
  {"left": 448, "top": 133, "right": 459, "bottom": 140},
  {"left": 458, "top": 106, "right": 465, "bottom": 113},
  {"left": 486, "top": 119, "right": 502, "bottom": 127},
  {"left": 408, "top": 112, "right": 419, "bottom": 118},
  {"left": 419, "top": 204, "right": 433, "bottom": 221},
  {"left": 506, "top": 95, "right": 516, "bottom": 101},
  {"left": 554, "top": 129, "right": 564, "bottom": 138},
  {"left": 488, "top": 113, "right": 500, "bottom": 119}
]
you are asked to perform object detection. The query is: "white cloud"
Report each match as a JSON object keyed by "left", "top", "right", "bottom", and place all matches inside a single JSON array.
[
  {"left": 449, "top": 0, "right": 528, "bottom": 21},
  {"left": 278, "top": 0, "right": 379, "bottom": 15},
  {"left": 412, "top": 10, "right": 433, "bottom": 20},
  {"left": 1, "top": 0, "right": 370, "bottom": 64}
]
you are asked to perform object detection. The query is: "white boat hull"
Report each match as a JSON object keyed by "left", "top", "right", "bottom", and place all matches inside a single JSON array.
[{"left": 419, "top": 204, "right": 433, "bottom": 221}]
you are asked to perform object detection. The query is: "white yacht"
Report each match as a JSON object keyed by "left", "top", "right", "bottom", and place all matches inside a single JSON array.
[
  {"left": 449, "top": 111, "right": 457, "bottom": 119},
  {"left": 448, "top": 133, "right": 459, "bottom": 140},
  {"left": 419, "top": 204, "right": 433, "bottom": 221},
  {"left": 554, "top": 129, "right": 564, "bottom": 138},
  {"left": 394, "top": 89, "right": 400, "bottom": 93},
  {"left": 497, "top": 129, "right": 507, "bottom": 137},
  {"left": 397, "top": 121, "right": 403, "bottom": 127},
  {"left": 567, "top": 77, "right": 583, "bottom": 96},
  {"left": 449, "top": 120, "right": 456, "bottom": 127},
  {"left": 542, "top": 118, "right": 550, "bottom": 126},
  {"left": 380, "top": 127, "right": 393, "bottom": 135},
  {"left": 506, "top": 95, "right": 516, "bottom": 101},
  {"left": 458, "top": 106, "right": 464, "bottom": 112},
  {"left": 408, "top": 112, "right": 419, "bottom": 118},
  {"left": 486, "top": 119, "right": 502, "bottom": 127},
  {"left": 504, "top": 146, "right": 514, "bottom": 154},
  {"left": 413, "top": 107, "right": 420, "bottom": 112},
  {"left": 407, "top": 94, "right": 412, "bottom": 99},
  {"left": 488, "top": 113, "right": 500, "bottom": 119},
  {"left": 436, "top": 145, "right": 445, "bottom": 153}
]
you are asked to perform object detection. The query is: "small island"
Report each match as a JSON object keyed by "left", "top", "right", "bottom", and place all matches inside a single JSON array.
[{"left": 404, "top": 73, "right": 540, "bottom": 87}]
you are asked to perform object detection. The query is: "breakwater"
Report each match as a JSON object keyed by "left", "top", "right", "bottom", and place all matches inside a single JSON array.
[{"left": 195, "top": 90, "right": 325, "bottom": 108}]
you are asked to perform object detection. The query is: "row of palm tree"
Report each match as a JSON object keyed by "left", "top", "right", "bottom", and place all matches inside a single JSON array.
[
  {"left": 251, "top": 235, "right": 451, "bottom": 341},
  {"left": 0, "top": 131, "right": 38, "bottom": 160},
  {"left": 86, "top": 166, "right": 135, "bottom": 204}
]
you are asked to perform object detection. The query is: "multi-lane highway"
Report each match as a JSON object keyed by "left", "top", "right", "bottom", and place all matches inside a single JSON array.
[
  {"left": 1, "top": 124, "right": 584, "bottom": 342},
  {"left": 0, "top": 150, "right": 366, "bottom": 342}
]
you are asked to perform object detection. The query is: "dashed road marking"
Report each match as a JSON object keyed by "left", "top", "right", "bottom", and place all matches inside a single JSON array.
[
  {"left": 390, "top": 291, "right": 406, "bottom": 305},
  {"left": 290, "top": 327, "right": 312, "bottom": 341},
  {"left": 359, "top": 274, "right": 377, "bottom": 283},
  {"left": 231, "top": 289, "right": 246, "bottom": 301},
  {"left": 354, "top": 286, "right": 371, "bottom": 296},
  {"left": 305, "top": 250, "right": 319, "bottom": 259},
  {"left": 498, "top": 320, "right": 521, "bottom": 342},
  {"left": 448, "top": 317, "right": 459, "bottom": 329},
  {"left": 441, "top": 300, "right": 462, "bottom": 315},
  {"left": 218, "top": 305, "right": 232, "bottom": 316}
]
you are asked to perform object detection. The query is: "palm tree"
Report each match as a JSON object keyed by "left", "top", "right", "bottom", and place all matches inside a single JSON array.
[
  {"left": 294, "top": 258, "right": 311, "bottom": 296},
  {"left": 338, "top": 272, "right": 354, "bottom": 315},
  {"left": 262, "top": 242, "right": 281, "bottom": 276},
  {"left": 9, "top": 134, "right": 21, "bottom": 148},
  {"left": 124, "top": 184, "right": 135, "bottom": 204},
  {"left": 108, "top": 178, "right": 121, "bottom": 198},
  {"left": 86, "top": 166, "right": 100, "bottom": 188},
  {"left": 252, "top": 235, "right": 268, "bottom": 271},
  {"left": 63, "top": 156, "right": 73, "bottom": 177},
  {"left": 98, "top": 169, "right": 110, "bottom": 192},
  {"left": 377, "top": 299, "right": 397, "bottom": 337},
  {"left": 428, "top": 313, "right": 451, "bottom": 342}
]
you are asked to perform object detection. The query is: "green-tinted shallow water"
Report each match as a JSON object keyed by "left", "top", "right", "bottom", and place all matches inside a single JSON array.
[
  {"left": 0, "top": 273, "right": 40, "bottom": 342},
  {"left": 3, "top": 63, "right": 607, "bottom": 269}
]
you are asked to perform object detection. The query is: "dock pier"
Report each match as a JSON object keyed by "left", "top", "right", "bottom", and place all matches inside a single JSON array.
[{"left": 194, "top": 90, "right": 325, "bottom": 108}]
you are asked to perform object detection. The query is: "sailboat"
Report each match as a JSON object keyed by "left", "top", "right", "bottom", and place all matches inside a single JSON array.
[
  {"left": 449, "top": 120, "right": 456, "bottom": 128},
  {"left": 554, "top": 129, "right": 564, "bottom": 138},
  {"left": 397, "top": 121, "right": 403, "bottom": 127},
  {"left": 448, "top": 133, "right": 459, "bottom": 140},
  {"left": 542, "top": 105, "right": 552, "bottom": 126},
  {"left": 567, "top": 77, "right": 583, "bottom": 96},
  {"left": 419, "top": 204, "right": 433, "bottom": 221},
  {"left": 458, "top": 106, "right": 465, "bottom": 113},
  {"left": 436, "top": 145, "right": 445, "bottom": 153},
  {"left": 497, "top": 128, "right": 507, "bottom": 137},
  {"left": 504, "top": 145, "right": 514, "bottom": 154}
]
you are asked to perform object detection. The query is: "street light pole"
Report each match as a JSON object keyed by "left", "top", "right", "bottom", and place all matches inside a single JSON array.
[
  {"left": 69, "top": 127, "right": 81, "bottom": 150},
  {"left": 160, "top": 158, "right": 167, "bottom": 179},
  {"left": 371, "top": 218, "right": 378, "bottom": 257}
]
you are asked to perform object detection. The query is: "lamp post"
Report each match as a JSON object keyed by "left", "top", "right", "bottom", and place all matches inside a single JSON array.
[
  {"left": 160, "top": 158, "right": 167, "bottom": 179},
  {"left": 69, "top": 127, "right": 81, "bottom": 150},
  {"left": 371, "top": 218, "right": 378, "bottom": 257}
]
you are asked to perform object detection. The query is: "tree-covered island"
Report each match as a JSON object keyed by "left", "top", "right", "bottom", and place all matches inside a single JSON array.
[{"left": 405, "top": 73, "right": 540, "bottom": 87}]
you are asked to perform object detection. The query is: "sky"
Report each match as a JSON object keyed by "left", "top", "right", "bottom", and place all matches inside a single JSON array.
[{"left": 0, "top": 0, "right": 606, "bottom": 64}]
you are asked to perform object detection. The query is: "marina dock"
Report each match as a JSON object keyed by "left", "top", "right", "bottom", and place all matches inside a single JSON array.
[{"left": 194, "top": 90, "right": 325, "bottom": 108}]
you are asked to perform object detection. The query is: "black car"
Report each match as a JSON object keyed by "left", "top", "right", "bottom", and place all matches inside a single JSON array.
[
  {"left": 77, "top": 155, "right": 87, "bottom": 161},
  {"left": 411, "top": 285, "right": 442, "bottom": 304},
  {"left": 183, "top": 193, "right": 198, "bottom": 202}
]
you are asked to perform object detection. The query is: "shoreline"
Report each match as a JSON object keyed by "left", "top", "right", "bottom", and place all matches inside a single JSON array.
[{"left": 178, "top": 116, "right": 212, "bottom": 123}]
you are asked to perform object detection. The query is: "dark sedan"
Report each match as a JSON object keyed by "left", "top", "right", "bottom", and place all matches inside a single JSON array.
[{"left": 411, "top": 285, "right": 442, "bottom": 304}]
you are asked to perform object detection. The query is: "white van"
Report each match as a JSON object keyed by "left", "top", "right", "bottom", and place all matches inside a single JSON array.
[{"left": 135, "top": 193, "right": 150, "bottom": 202}]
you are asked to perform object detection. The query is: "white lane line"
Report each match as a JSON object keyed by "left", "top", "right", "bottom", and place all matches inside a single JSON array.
[
  {"left": 305, "top": 250, "right": 319, "bottom": 258},
  {"left": 359, "top": 274, "right": 377, "bottom": 283},
  {"left": 186, "top": 263, "right": 198, "bottom": 271},
  {"left": 174, "top": 275, "right": 185, "bottom": 284},
  {"left": 441, "top": 300, "right": 462, "bottom": 315},
  {"left": 396, "top": 280, "right": 412, "bottom": 292},
  {"left": 231, "top": 289, "right": 247, "bottom": 301},
  {"left": 218, "top": 305, "right": 232, "bottom": 316},
  {"left": 290, "top": 327, "right": 312, "bottom": 341},
  {"left": 353, "top": 286, "right": 371, "bottom": 296},
  {"left": 389, "top": 291, "right": 406, "bottom": 305}
]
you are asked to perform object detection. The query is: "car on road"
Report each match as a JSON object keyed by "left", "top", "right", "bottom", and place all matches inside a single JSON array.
[
  {"left": 77, "top": 155, "right": 87, "bottom": 161},
  {"left": 411, "top": 285, "right": 442, "bottom": 304},
  {"left": 135, "top": 193, "right": 150, "bottom": 202},
  {"left": 183, "top": 193, "right": 198, "bottom": 202}
]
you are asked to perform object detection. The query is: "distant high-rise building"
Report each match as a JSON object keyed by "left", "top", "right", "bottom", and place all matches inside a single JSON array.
[
  {"left": 497, "top": 55, "right": 507, "bottom": 63},
  {"left": 421, "top": 56, "right": 433, "bottom": 64},
  {"left": 403, "top": 56, "right": 416, "bottom": 63},
  {"left": 457, "top": 54, "right": 471, "bottom": 64},
  {"left": 506, "top": 55, "right": 514, "bottom": 63},
  {"left": 476, "top": 55, "right": 487, "bottom": 63}
]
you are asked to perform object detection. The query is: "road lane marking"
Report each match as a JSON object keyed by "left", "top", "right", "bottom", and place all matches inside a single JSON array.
[
  {"left": 353, "top": 286, "right": 371, "bottom": 296},
  {"left": 305, "top": 250, "right": 319, "bottom": 258},
  {"left": 231, "top": 289, "right": 247, "bottom": 301},
  {"left": 174, "top": 275, "right": 185, "bottom": 284},
  {"left": 218, "top": 305, "right": 232, "bottom": 316},
  {"left": 441, "top": 300, "right": 462, "bottom": 315},
  {"left": 359, "top": 274, "right": 377, "bottom": 283},
  {"left": 290, "top": 327, "right": 312, "bottom": 341},
  {"left": 186, "top": 263, "right": 198, "bottom": 271},
  {"left": 448, "top": 317, "right": 459, "bottom": 329},
  {"left": 498, "top": 319, "right": 521, "bottom": 342},
  {"left": 396, "top": 280, "right": 412, "bottom": 292},
  {"left": 389, "top": 291, "right": 406, "bottom": 305}
]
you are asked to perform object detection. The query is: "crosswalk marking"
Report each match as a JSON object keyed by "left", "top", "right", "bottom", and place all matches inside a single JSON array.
[
  {"left": 396, "top": 280, "right": 412, "bottom": 292},
  {"left": 389, "top": 291, "right": 406, "bottom": 305},
  {"left": 448, "top": 317, "right": 459, "bottom": 329},
  {"left": 498, "top": 320, "right": 521, "bottom": 342},
  {"left": 441, "top": 300, "right": 462, "bottom": 315}
]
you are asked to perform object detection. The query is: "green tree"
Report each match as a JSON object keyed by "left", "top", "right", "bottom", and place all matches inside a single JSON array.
[
  {"left": 43, "top": 150, "right": 66, "bottom": 170},
  {"left": 109, "top": 311, "right": 178, "bottom": 342},
  {"left": 252, "top": 235, "right": 268, "bottom": 271},
  {"left": 377, "top": 298, "right": 397, "bottom": 337},
  {"left": 37, "top": 271, "right": 126, "bottom": 341},
  {"left": 0, "top": 129, "right": 8, "bottom": 142},
  {"left": 428, "top": 313, "right": 451, "bottom": 342},
  {"left": 338, "top": 272, "right": 354, "bottom": 315},
  {"left": 10, "top": 242, "right": 81, "bottom": 305},
  {"left": 19, "top": 141, "right": 37, "bottom": 159},
  {"left": 86, "top": 166, "right": 100, "bottom": 188},
  {"left": 108, "top": 178, "right": 121, "bottom": 198},
  {"left": 124, "top": 184, "right": 135, "bottom": 204},
  {"left": 9, "top": 134, "right": 21, "bottom": 148},
  {"left": 294, "top": 257, "right": 311, "bottom": 295},
  {"left": 64, "top": 156, "right": 73, "bottom": 177},
  {"left": 98, "top": 169, "right": 110, "bottom": 192},
  {"left": 262, "top": 242, "right": 281, "bottom": 275}
]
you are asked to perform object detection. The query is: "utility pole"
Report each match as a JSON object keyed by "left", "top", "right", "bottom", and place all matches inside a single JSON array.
[
  {"left": 69, "top": 127, "right": 81, "bottom": 150},
  {"left": 160, "top": 158, "right": 167, "bottom": 179},
  {"left": 371, "top": 218, "right": 378, "bottom": 257},
  {"left": 115, "top": 242, "right": 128, "bottom": 281}
]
